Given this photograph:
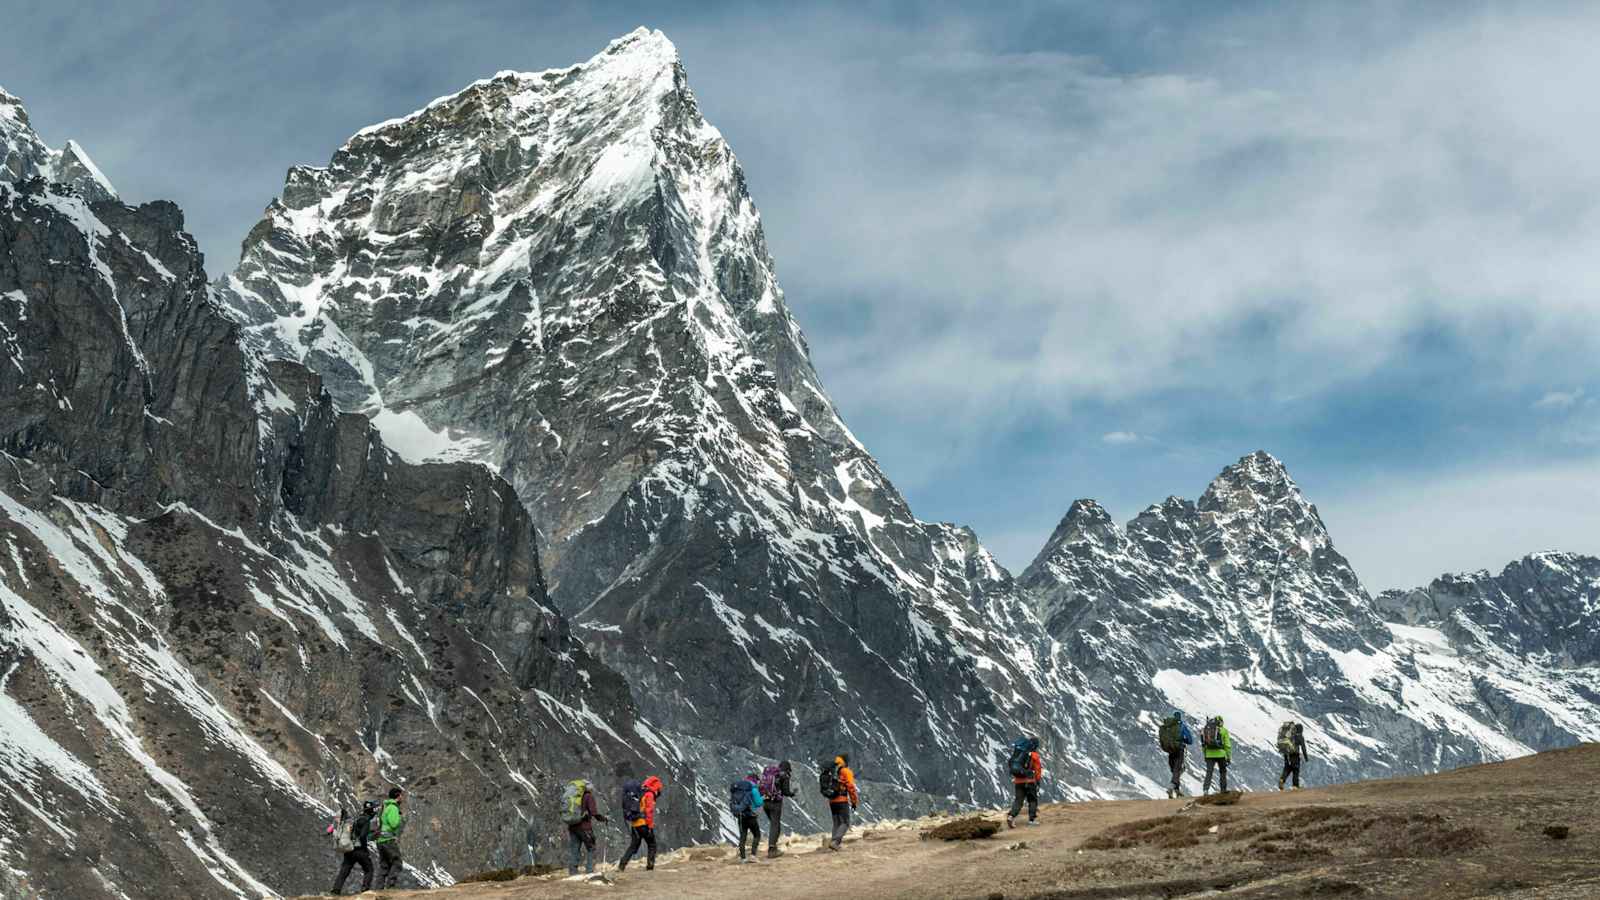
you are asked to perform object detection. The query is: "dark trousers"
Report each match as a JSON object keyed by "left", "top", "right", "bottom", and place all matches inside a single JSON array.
[
  {"left": 1203, "top": 757, "right": 1229, "bottom": 793},
  {"left": 764, "top": 802, "right": 784, "bottom": 851},
  {"left": 376, "top": 842, "right": 403, "bottom": 889},
  {"left": 1008, "top": 782, "right": 1039, "bottom": 821},
  {"left": 332, "top": 847, "right": 372, "bottom": 894},
  {"left": 738, "top": 814, "right": 761, "bottom": 858},
  {"left": 830, "top": 802, "right": 851, "bottom": 848},
  {"left": 1167, "top": 749, "right": 1186, "bottom": 792},
  {"left": 619, "top": 825, "right": 656, "bottom": 870},
  {"left": 567, "top": 827, "right": 596, "bottom": 874},
  {"left": 1280, "top": 752, "right": 1302, "bottom": 788}
]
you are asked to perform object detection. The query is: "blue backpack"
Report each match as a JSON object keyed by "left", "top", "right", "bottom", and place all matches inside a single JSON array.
[
  {"left": 1007, "top": 737, "right": 1037, "bottom": 778},
  {"left": 729, "top": 780, "right": 755, "bottom": 817}
]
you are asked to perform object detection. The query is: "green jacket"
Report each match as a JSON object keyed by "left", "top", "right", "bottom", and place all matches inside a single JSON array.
[
  {"left": 1203, "top": 725, "right": 1233, "bottom": 760},
  {"left": 376, "top": 799, "right": 405, "bottom": 844}
]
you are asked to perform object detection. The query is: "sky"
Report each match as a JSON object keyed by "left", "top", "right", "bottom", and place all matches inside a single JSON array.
[{"left": 4, "top": 0, "right": 1597, "bottom": 590}]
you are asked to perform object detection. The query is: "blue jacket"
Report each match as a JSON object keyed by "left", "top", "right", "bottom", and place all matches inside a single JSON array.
[{"left": 1180, "top": 722, "right": 1194, "bottom": 746}]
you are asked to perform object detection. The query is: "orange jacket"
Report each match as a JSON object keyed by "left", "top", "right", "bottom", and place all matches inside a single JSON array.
[
  {"left": 632, "top": 776, "right": 663, "bottom": 828},
  {"left": 1013, "top": 750, "right": 1043, "bottom": 785},
  {"left": 831, "top": 758, "right": 859, "bottom": 806}
]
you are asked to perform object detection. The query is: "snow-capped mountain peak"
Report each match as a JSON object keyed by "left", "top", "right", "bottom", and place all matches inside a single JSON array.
[{"left": 0, "top": 86, "right": 118, "bottom": 202}]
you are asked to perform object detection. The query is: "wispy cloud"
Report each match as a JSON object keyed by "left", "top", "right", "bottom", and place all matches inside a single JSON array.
[
  {"left": 1102, "top": 431, "right": 1142, "bottom": 445},
  {"left": 1534, "top": 388, "right": 1585, "bottom": 410}
]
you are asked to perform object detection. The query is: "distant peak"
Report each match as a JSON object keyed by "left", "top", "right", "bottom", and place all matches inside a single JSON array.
[{"left": 605, "top": 27, "right": 678, "bottom": 58}]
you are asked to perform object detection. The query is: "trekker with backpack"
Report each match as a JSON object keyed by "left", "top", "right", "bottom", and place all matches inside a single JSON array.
[
  {"left": 618, "top": 775, "right": 663, "bottom": 872},
  {"left": 1005, "top": 736, "right": 1043, "bottom": 828},
  {"left": 330, "top": 800, "right": 376, "bottom": 895},
  {"left": 375, "top": 787, "right": 406, "bottom": 889},
  {"left": 1277, "top": 721, "right": 1310, "bottom": 790},
  {"left": 561, "top": 779, "right": 608, "bottom": 875},
  {"left": 821, "top": 754, "right": 859, "bottom": 850},
  {"left": 759, "top": 761, "right": 796, "bottom": 858},
  {"left": 1200, "top": 716, "right": 1232, "bottom": 794},
  {"left": 1157, "top": 710, "right": 1194, "bottom": 798},
  {"left": 731, "top": 771, "right": 765, "bottom": 862}
]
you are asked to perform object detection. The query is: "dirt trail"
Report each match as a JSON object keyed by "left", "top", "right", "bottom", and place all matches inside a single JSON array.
[{"left": 318, "top": 745, "right": 1600, "bottom": 899}]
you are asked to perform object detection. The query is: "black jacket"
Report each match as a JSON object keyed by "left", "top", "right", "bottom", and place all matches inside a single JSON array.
[{"left": 351, "top": 813, "right": 374, "bottom": 850}]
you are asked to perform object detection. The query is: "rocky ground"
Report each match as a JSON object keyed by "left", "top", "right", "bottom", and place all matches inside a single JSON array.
[{"left": 306, "top": 744, "right": 1600, "bottom": 899}]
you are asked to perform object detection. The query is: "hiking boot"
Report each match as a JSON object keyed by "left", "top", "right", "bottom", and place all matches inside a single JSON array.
[
  {"left": 1277, "top": 778, "right": 1285, "bottom": 791},
  {"left": 1026, "top": 820, "right": 1040, "bottom": 827},
  {"left": 1006, "top": 816, "right": 1015, "bottom": 829},
  {"left": 1165, "top": 788, "right": 1174, "bottom": 799},
  {"left": 767, "top": 848, "right": 784, "bottom": 859}
]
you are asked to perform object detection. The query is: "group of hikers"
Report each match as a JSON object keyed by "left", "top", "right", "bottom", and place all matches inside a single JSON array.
[
  {"left": 1157, "top": 710, "right": 1312, "bottom": 797},
  {"left": 324, "top": 719, "right": 1311, "bottom": 893},
  {"left": 326, "top": 787, "right": 407, "bottom": 895},
  {"left": 323, "top": 756, "right": 860, "bottom": 893}
]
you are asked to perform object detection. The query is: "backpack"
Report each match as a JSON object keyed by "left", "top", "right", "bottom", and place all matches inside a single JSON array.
[
  {"left": 561, "top": 779, "right": 589, "bottom": 825},
  {"left": 1201, "top": 718, "right": 1224, "bottom": 750},
  {"left": 758, "top": 764, "right": 782, "bottom": 801},
  {"left": 1277, "top": 721, "right": 1296, "bottom": 754},
  {"left": 729, "top": 780, "right": 755, "bottom": 817},
  {"left": 818, "top": 758, "right": 842, "bottom": 799},
  {"left": 621, "top": 779, "right": 645, "bottom": 821},
  {"left": 1006, "top": 737, "right": 1034, "bottom": 778},
  {"left": 1158, "top": 715, "right": 1183, "bottom": 753},
  {"left": 352, "top": 813, "right": 372, "bottom": 848},
  {"left": 334, "top": 818, "right": 355, "bottom": 853}
]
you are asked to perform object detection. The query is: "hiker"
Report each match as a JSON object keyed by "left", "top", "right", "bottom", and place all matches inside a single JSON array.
[
  {"left": 618, "top": 775, "right": 663, "bottom": 872},
  {"left": 731, "top": 771, "right": 765, "bottom": 862},
  {"left": 561, "top": 779, "right": 608, "bottom": 876},
  {"left": 375, "top": 787, "right": 406, "bottom": 889},
  {"left": 1200, "top": 716, "right": 1232, "bottom": 794},
  {"left": 821, "top": 754, "right": 859, "bottom": 850},
  {"left": 1277, "top": 721, "right": 1310, "bottom": 790},
  {"left": 330, "top": 800, "right": 376, "bottom": 895},
  {"left": 1005, "top": 736, "right": 1043, "bottom": 828},
  {"left": 760, "top": 760, "right": 796, "bottom": 858},
  {"left": 1157, "top": 710, "right": 1195, "bottom": 798}
]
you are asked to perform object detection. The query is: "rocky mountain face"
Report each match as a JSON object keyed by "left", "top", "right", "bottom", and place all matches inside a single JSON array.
[
  {"left": 216, "top": 28, "right": 1114, "bottom": 818},
  {"left": 1021, "top": 451, "right": 1600, "bottom": 793},
  {"left": 0, "top": 90, "right": 694, "bottom": 899}
]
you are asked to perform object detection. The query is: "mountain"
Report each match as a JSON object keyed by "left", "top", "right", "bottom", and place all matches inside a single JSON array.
[
  {"left": 0, "top": 89, "right": 694, "bottom": 898},
  {"left": 1, "top": 87, "right": 117, "bottom": 203},
  {"left": 1020, "top": 451, "right": 1600, "bottom": 792},
  {"left": 215, "top": 28, "right": 1111, "bottom": 815}
]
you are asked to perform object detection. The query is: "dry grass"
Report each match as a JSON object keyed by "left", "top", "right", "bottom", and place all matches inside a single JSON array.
[
  {"left": 457, "top": 864, "right": 561, "bottom": 883},
  {"left": 1196, "top": 790, "right": 1244, "bottom": 806},
  {"left": 921, "top": 817, "right": 1003, "bottom": 841},
  {"left": 1080, "top": 813, "right": 1234, "bottom": 850}
]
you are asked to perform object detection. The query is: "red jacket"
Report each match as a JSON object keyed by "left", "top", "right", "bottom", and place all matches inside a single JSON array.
[
  {"left": 1013, "top": 750, "right": 1043, "bottom": 785},
  {"left": 632, "top": 775, "right": 663, "bottom": 828}
]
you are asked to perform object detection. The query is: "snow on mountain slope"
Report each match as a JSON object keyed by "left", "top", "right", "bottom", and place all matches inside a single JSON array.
[
  {"left": 1021, "top": 451, "right": 1600, "bottom": 792},
  {"left": 1, "top": 87, "right": 118, "bottom": 202},
  {"left": 217, "top": 29, "right": 1115, "bottom": 816},
  {"left": 0, "top": 99, "right": 691, "bottom": 898}
]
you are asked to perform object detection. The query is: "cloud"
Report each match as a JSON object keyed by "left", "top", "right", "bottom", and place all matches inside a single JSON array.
[
  {"left": 1319, "top": 461, "right": 1600, "bottom": 592},
  {"left": 1534, "top": 388, "right": 1585, "bottom": 410},
  {"left": 1102, "top": 431, "right": 1142, "bottom": 445}
]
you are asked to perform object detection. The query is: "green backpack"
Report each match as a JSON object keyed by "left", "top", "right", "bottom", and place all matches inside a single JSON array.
[
  {"left": 1277, "top": 722, "right": 1297, "bottom": 754},
  {"left": 1158, "top": 716, "right": 1183, "bottom": 752},
  {"left": 561, "top": 779, "right": 589, "bottom": 825}
]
